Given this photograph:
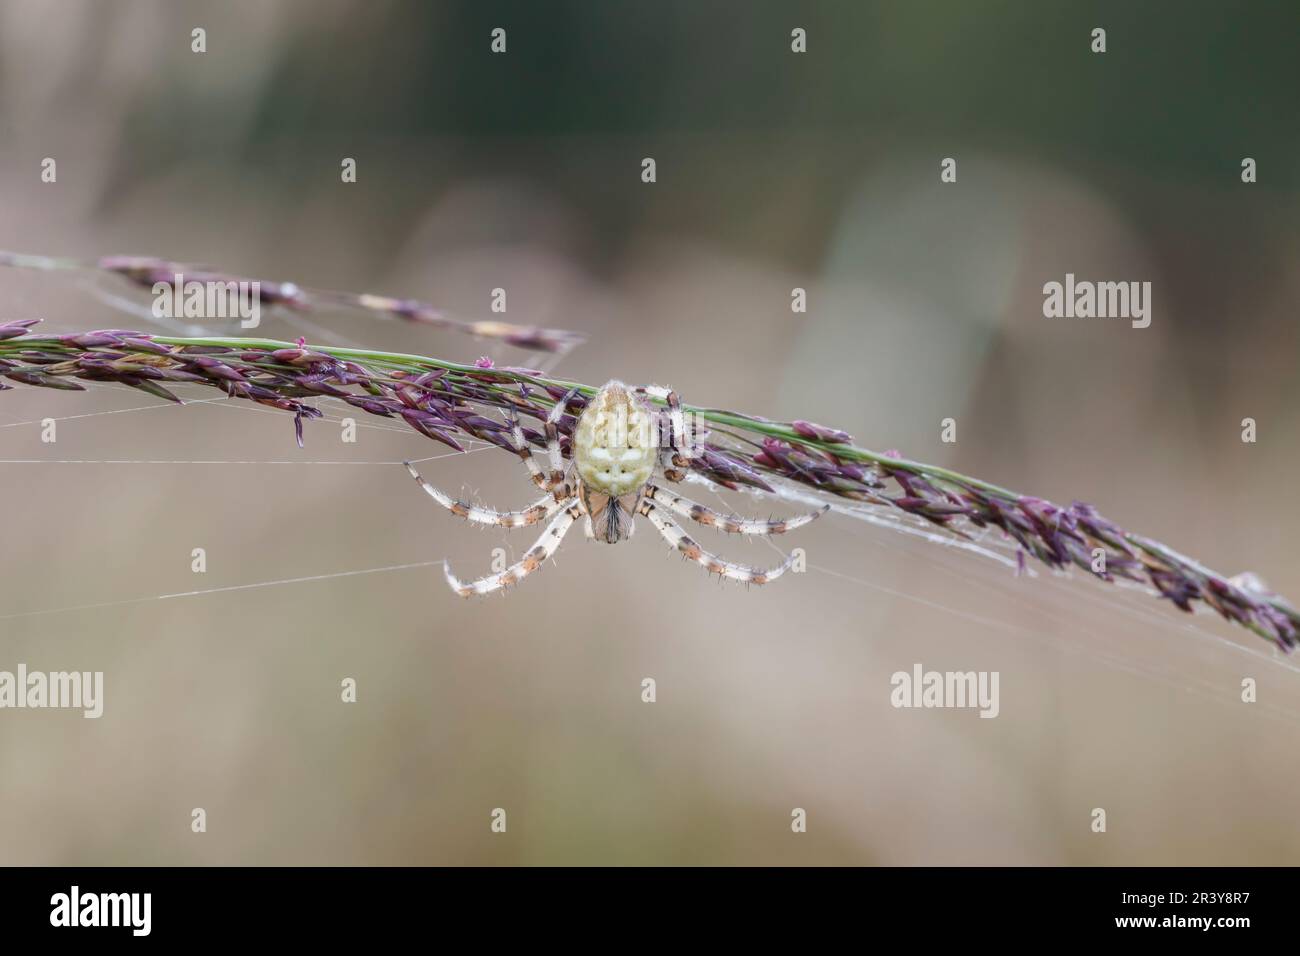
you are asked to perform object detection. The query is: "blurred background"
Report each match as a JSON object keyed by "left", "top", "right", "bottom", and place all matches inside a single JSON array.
[{"left": 1, "top": 0, "right": 1298, "bottom": 864}]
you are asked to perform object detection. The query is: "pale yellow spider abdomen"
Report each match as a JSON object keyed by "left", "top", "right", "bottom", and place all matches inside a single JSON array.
[{"left": 573, "top": 381, "right": 657, "bottom": 497}]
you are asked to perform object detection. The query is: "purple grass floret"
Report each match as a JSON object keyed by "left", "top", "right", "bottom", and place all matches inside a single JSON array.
[
  {"left": 0, "top": 250, "right": 586, "bottom": 354},
  {"left": 2, "top": 322, "right": 1295, "bottom": 651},
  {"left": 792, "top": 419, "right": 853, "bottom": 443}
]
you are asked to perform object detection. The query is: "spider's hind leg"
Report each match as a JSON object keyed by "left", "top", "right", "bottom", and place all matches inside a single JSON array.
[
  {"left": 637, "top": 385, "right": 696, "bottom": 482},
  {"left": 503, "top": 407, "right": 572, "bottom": 501},
  {"left": 543, "top": 387, "right": 582, "bottom": 487}
]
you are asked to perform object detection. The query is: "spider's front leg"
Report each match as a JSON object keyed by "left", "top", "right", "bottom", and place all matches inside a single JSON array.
[
  {"left": 638, "top": 499, "right": 797, "bottom": 585},
  {"left": 643, "top": 482, "right": 829, "bottom": 535},
  {"left": 404, "top": 462, "right": 561, "bottom": 528},
  {"left": 444, "top": 501, "right": 583, "bottom": 596}
]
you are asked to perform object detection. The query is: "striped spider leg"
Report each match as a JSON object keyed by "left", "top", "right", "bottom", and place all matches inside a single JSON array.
[
  {"left": 638, "top": 498, "right": 795, "bottom": 585},
  {"left": 638, "top": 482, "right": 828, "bottom": 585},
  {"left": 504, "top": 387, "right": 582, "bottom": 501},
  {"left": 404, "top": 459, "right": 561, "bottom": 529},
  {"left": 443, "top": 500, "right": 585, "bottom": 596},
  {"left": 641, "top": 482, "right": 828, "bottom": 536},
  {"left": 633, "top": 384, "right": 827, "bottom": 583},
  {"left": 402, "top": 396, "right": 576, "bottom": 525},
  {"left": 404, "top": 393, "right": 586, "bottom": 596},
  {"left": 635, "top": 384, "right": 695, "bottom": 481}
]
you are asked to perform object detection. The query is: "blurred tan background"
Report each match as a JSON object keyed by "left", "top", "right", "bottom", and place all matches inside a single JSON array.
[{"left": 1, "top": 0, "right": 1298, "bottom": 864}]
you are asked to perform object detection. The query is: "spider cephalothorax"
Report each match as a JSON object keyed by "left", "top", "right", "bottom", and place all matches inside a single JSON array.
[{"left": 404, "top": 380, "right": 828, "bottom": 596}]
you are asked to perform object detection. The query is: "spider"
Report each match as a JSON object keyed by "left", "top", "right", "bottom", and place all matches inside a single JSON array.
[{"left": 403, "top": 380, "right": 828, "bottom": 596}]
